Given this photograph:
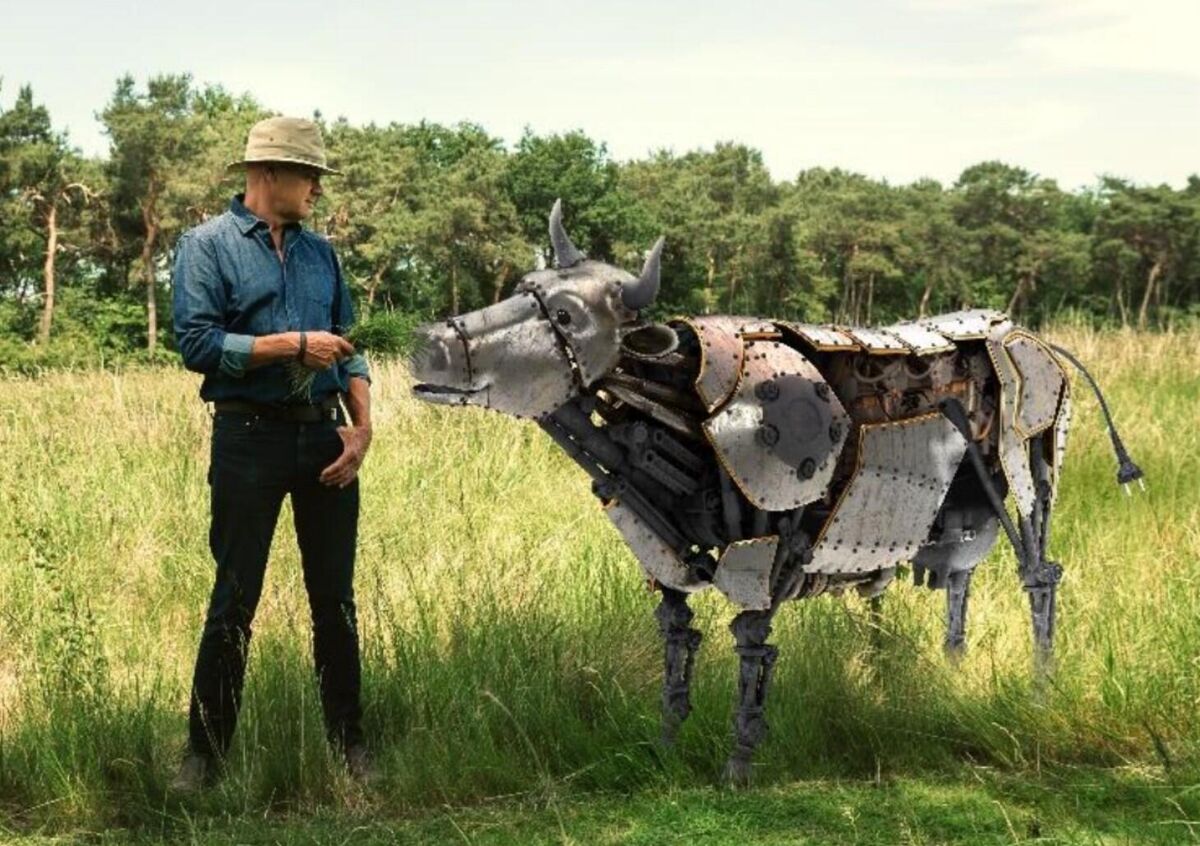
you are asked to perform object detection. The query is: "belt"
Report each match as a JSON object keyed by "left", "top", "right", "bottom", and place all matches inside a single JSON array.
[{"left": 213, "top": 398, "right": 341, "bottom": 422}]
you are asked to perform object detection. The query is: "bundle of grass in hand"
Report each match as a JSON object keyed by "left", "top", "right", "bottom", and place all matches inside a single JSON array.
[{"left": 285, "top": 311, "right": 421, "bottom": 400}]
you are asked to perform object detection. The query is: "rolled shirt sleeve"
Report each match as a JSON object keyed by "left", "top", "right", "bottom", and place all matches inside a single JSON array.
[
  {"left": 220, "top": 333, "right": 255, "bottom": 378},
  {"left": 343, "top": 352, "right": 371, "bottom": 384},
  {"left": 172, "top": 232, "right": 254, "bottom": 378}
]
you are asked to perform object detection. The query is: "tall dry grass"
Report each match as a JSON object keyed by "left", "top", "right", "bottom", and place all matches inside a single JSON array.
[{"left": 0, "top": 327, "right": 1196, "bottom": 831}]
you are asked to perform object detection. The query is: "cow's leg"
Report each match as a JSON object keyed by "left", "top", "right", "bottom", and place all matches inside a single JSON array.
[
  {"left": 913, "top": 498, "right": 999, "bottom": 660},
  {"left": 655, "top": 587, "right": 702, "bottom": 746},
  {"left": 939, "top": 400, "right": 1060, "bottom": 674},
  {"left": 1024, "top": 435, "right": 1062, "bottom": 672},
  {"left": 944, "top": 569, "right": 972, "bottom": 660},
  {"left": 723, "top": 608, "right": 777, "bottom": 786}
]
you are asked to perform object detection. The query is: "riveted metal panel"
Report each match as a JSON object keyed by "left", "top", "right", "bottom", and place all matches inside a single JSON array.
[
  {"left": 805, "top": 413, "right": 968, "bottom": 575},
  {"left": 1051, "top": 385, "right": 1072, "bottom": 502},
  {"left": 703, "top": 340, "right": 850, "bottom": 512},
  {"left": 921, "top": 309, "right": 1010, "bottom": 340},
  {"left": 604, "top": 501, "right": 709, "bottom": 592},
  {"left": 1004, "top": 333, "right": 1067, "bottom": 438},
  {"left": 678, "top": 316, "right": 745, "bottom": 413},
  {"left": 843, "top": 327, "right": 909, "bottom": 354},
  {"left": 986, "top": 328, "right": 1037, "bottom": 517},
  {"left": 738, "top": 319, "right": 779, "bottom": 336},
  {"left": 882, "top": 321, "right": 957, "bottom": 355},
  {"left": 712, "top": 536, "right": 779, "bottom": 610},
  {"left": 779, "top": 322, "right": 861, "bottom": 352}
]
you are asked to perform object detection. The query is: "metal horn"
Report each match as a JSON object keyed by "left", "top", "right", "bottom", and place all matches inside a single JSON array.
[
  {"left": 548, "top": 199, "right": 585, "bottom": 268},
  {"left": 622, "top": 236, "right": 664, "bottom": 310}
]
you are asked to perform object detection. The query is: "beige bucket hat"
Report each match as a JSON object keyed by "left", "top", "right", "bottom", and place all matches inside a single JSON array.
[{"left": 228, "top": 116, "right": 341, "bottom": 174}]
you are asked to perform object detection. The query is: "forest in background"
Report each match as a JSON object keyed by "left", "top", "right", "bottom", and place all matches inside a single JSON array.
[{"left": 2, "top": 74, "right": 1199, "bottom": 370}]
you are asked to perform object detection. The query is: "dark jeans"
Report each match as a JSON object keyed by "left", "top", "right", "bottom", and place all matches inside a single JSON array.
[{"left": 187, "top": 411, "right": 362, "bottom": 760}]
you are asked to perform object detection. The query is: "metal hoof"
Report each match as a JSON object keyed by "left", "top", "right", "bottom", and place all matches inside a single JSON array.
[
  {"left": 944, "top": 639, "right": 967, "bottom": 665},
  {"left": 721, "top": 756, "right": 754, "bottom": 788}
]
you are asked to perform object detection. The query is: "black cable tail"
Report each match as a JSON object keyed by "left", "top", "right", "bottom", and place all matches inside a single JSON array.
[{"left": 1048, "top": 343, "right": 1144, "bottom": 490}]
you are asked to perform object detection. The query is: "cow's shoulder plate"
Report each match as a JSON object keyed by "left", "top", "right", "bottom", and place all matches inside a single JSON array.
[
  {"left": 675, "top": 315, "right": 746, "bottom": 412},
  {"left": 702, "top": 338, "right": 850, "bottom": 512}
]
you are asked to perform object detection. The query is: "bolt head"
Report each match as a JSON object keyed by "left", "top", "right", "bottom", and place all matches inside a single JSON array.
[
  {"left": 755, "top": 379, "right": 780, "bottom": 402},
  {"left": 756, "top": 423, "right": 780, "bottom": 447}
]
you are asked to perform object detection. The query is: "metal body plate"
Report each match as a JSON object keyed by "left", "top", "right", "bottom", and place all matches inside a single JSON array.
[
  {"left": 739, "top": 319, "right": 778, "bottom": 336},
  {"left": 805, "top": 413, "right": 969, "bottom": 575},
  {"left": 1004, "top": 333, "right": 1067, "bottom": 438},
  {"left": 882, "top": 321, "right": 956, "bottom": 355},
  {"left": 843, "top": 327, "right": 909, "bottom": 354},
  {"left": 678, "top": 316, "right": 746, "bottom": 413},
  {"left": 921, "top": 309, "right": 1010, "bottom": 340},
  {"left": 604, "top": 501, "right": 710, "bottom": 592},
  {"left": 703, "top": 339, "right": 850, "bottom": 512},
  {"left": 1051, "top": 386, "right": 1072, "bottom": 502},
  {"left": 779, "top": 322, "right": 861, "bottom": 352},
  {"left": 712, "top": 536, "right": 779, "bottom": 610},
  {"left": 986, "top": 326, "right": 1037, "bottom": 516}
]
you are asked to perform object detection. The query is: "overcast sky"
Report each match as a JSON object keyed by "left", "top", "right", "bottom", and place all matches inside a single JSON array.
[{"left": 3, "top": 0, "right": 1197, "bottom": 190}]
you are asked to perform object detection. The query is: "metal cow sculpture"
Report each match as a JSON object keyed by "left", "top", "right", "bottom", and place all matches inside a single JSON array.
[{"left": 410, "top": 201, "right": 1142, "bottom": 782}]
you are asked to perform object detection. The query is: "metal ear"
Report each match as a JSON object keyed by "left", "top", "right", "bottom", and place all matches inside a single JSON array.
[{"left": 548, "top": 199, "right": 585, "bottom": 268}]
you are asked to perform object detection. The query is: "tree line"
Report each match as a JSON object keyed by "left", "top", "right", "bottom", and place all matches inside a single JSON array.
[{"left": 2, "top": 74, "right": 1198, "bottom": 369}]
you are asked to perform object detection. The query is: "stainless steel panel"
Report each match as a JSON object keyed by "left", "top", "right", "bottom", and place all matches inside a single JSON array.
[
  {"left": 713, "top": 536, "right": 779, "bottom": 610},
  {"left": 921, "top": 309, "right": 1010, "bottom": 340},
  {"left": 806, "top": 412, "right": 968, "bottom": 575},
  {"left": 882, "top": 321, "right": 956, "bottom": 355},
  {"left": 680, "top": 316, "right": 745, "bottom": 413},
  {"left": 1051, "top": 386, "right": 1072, "bottom": 502},
  {"left": 604, "top": 501, "right": 709, "bottom": 592},
  {"left": 703, "top": 339, "right": 850, "bottom": 512},
  {"left": 986, "top": 328, "right": 1037, "bottom": 516},
  {"left": 1004, "top": 333, "right": 1067, "bottom": 437},
  {"left": 779, "top": 322, "right": 861, "bottom": 352},
  {"left": 844, "top": 327, "right": 909, "bottom": 354}
]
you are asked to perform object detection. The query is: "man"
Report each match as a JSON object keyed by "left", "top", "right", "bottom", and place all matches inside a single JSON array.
[{"left": 171, "top": 116, "right": 373, "bottom": 790}]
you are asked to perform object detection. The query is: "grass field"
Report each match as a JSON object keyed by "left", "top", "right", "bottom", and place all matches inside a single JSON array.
[{"left": 0, "top": 327, "right": 1197, "bottom": 844}]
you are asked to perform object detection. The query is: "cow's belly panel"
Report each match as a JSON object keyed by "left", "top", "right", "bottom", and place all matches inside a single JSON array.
[
  {"left": 605, "top": 501, "right": 710, "bottom": 593},
  {"left": 805, "top": 413, "right": 969, "bottom": 575}
]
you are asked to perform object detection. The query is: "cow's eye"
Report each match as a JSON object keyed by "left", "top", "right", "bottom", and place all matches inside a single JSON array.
[{"left": 555, "top": 309, "right": 572, "bottom": 326}]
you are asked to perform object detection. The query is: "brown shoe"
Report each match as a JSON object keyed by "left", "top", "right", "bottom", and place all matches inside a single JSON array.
[
  {"left": 345, "top": 743, "right": 377, "bottom": 784},
  {"left": 170, "top": 753, "right": 215, "bottom": 793}
]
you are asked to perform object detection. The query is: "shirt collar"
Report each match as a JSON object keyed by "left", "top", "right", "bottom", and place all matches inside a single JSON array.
[
  {"left": 229, "top": 194, "right": 304, "bottom": 238},
  {"left": 230, "top": 194, "right": 265, "bottom": 235}
]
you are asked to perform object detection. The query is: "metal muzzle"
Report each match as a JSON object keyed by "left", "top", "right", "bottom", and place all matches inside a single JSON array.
[{"left": 410, "top": 293, "right": 579, "bottom": 419}]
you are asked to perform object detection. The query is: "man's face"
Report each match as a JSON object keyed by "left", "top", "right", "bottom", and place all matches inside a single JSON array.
[{"left": 267, "top": 164, "right": 323, "bottom": 222}]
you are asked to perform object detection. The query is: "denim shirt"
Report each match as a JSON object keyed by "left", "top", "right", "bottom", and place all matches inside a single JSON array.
[{"left": 172, "top": 194, "right": 370, "bottom": 404}]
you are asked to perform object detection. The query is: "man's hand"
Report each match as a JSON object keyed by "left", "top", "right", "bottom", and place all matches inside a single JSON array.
[
  {"left": 302, "top": 331, "right": 355, "bottom": 370},
  {"left": 320, "top": 425, "right": 372, "bottom": 488}
]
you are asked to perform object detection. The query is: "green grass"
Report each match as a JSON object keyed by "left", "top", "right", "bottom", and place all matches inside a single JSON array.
[{"left": 0, "top": 327, "right": 1196, "bottom": 843}]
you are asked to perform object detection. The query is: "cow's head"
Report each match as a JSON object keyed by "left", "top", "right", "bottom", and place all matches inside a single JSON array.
[{"left": 410, "top": 201, "right": 676, "bottom": 418}]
